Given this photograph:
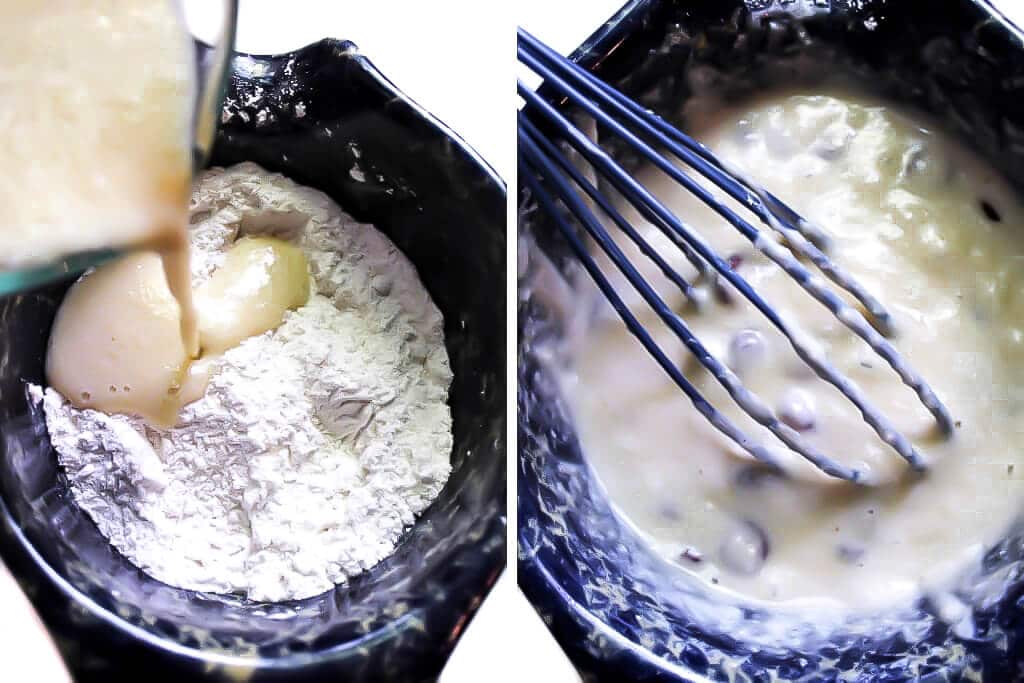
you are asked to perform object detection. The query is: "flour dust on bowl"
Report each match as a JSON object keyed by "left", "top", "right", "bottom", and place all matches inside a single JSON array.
[
  {"left": 518, "top": 1, "right": 1024, "bottom": 680},
  {"left": 0, "top": 39, "right": 505, "bottom": 681}
]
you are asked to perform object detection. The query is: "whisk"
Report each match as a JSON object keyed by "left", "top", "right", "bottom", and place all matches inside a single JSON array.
[{"left": 516, "top": 27, "right": 954, "bottom": 484}]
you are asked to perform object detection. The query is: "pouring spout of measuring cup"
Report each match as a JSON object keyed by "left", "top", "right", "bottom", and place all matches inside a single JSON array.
[{"left": 0, "top": 0, "right": 239, "bottom": 298}]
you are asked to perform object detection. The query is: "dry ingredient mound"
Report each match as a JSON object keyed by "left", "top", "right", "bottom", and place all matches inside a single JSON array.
[{"left": 32, "top": 162, "right": 453, "bottom": 602}]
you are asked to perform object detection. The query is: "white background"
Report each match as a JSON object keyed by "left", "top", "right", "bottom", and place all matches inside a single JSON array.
[{"left": 5, "top": 1, "right": 1024, "bottom": 681}]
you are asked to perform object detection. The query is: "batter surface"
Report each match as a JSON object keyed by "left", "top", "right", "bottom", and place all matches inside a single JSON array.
[{"left": 562, "top": 91, "right": 1024, "bottom": 607}]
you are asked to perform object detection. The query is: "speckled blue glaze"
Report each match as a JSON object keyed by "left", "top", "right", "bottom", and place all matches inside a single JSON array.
[
  {"left": 518, "top": 1, "right": 1024, "bottom": 680},
  {"left": 0, "top": 39, "right": 505, "bottom": 681}
]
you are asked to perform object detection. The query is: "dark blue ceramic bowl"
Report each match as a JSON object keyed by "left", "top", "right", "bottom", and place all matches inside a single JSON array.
[
  {"left": 0, "top": 39, "right": 505, "bottom": 681},
  {"left": 519, "top": 1, "right": 1024, "bottom": 680}
]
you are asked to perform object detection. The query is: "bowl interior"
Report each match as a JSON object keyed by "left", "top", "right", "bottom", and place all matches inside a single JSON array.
[
  {"left": 518, "top": 1, "right": 1024, "bottom": 680},
  {"left": 0, "top": 39, "right": 505, "bottom": 680}
]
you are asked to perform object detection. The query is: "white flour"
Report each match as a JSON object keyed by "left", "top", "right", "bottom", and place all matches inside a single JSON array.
[{"left": 32, "top": 163, "right": 453, "bottom": 602}]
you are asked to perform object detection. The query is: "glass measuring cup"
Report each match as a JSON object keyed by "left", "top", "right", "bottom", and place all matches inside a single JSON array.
[{"left": 0, "top": 0, "right": 239, "bottom": 296}]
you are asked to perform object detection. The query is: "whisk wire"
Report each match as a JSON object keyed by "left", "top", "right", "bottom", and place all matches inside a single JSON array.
[
  {"left": 520, "top": 115, "right": 701, "bottom": 305},
  {"left": 521, "top": 121, "right": 862, "bottom": 481},
  {"left": 520, "top": 34, "right": 951, "bottom": 443},
  {"left": 520, "top": 31, "right": 891, "bottom": 328},
  {"left": 518, "top": 28, "right": 957, "bottom": 481},
  {"left": 520, "top": 30, "right": 836, "bottom": 249},
  {"left": 518, "top": 77, "right": 933, "bottom": 471},
  {"left": 522, "top": 29, "right": 899, "bottom": 343}
]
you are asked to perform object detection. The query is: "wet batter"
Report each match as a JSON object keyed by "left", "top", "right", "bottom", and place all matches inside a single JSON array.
[{"left": 562, "top": 91, "right": 1024, "bottom": 608}]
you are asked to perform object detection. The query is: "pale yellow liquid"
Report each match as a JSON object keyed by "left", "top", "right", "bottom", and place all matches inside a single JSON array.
[
  {"left": 47, "top": 238, "right": 311, "bottom": 426},
  {"left": 195, "top": 237, "right": 311, "bottom": 354}
]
